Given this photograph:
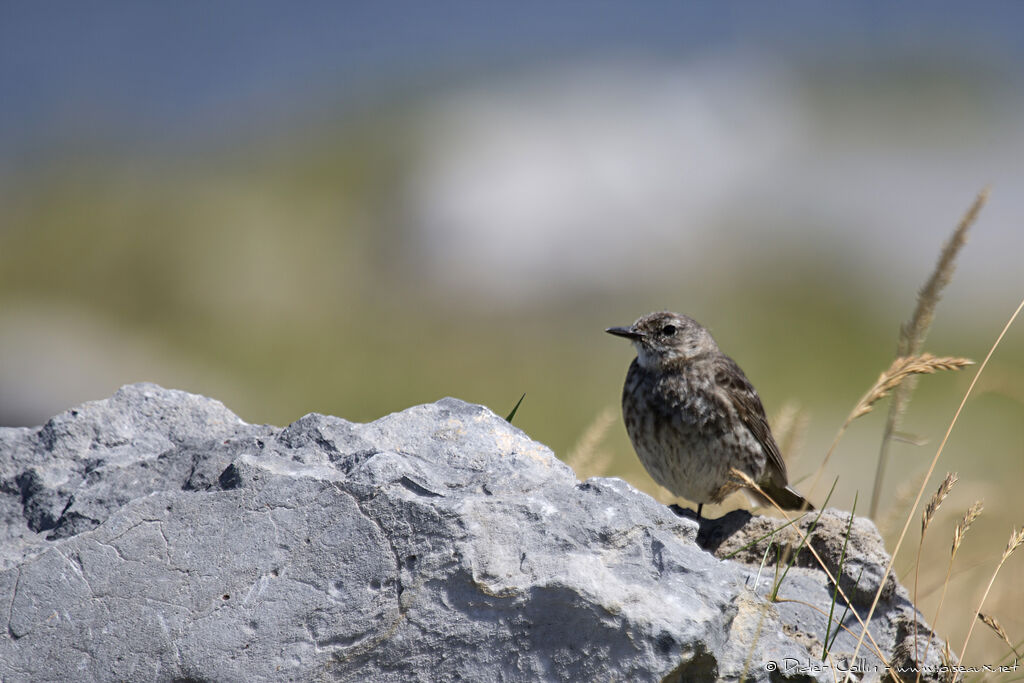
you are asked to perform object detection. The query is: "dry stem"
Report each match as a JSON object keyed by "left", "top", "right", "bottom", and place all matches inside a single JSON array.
[
  {"left": 843, "top": 295, "right": 1024, "bottom": 682},
  {"left": 812, "top": 354, "right": 972, "bottom": 498},
  {"left": 729, "top": 468, "right": 895, "bottom": 677},
  {"left": 956, "top": 527, "right": 1024, "bottom": 669},
  {"left": 565, "top": 406, "right": 615, "bottom": 479},
  {"left": 871, "top": 188, "right": 989, "bottom": 519},
  {"left": 914, "top": 472, "right": 957, "bottom": 665}
]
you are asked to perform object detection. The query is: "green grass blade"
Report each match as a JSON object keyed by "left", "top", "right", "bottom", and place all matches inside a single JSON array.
[
  {"left": 770, "top": 477, "right": 838, "bottom": 601},
  {"left": 826, "top": 566, "right": 865, "bottom": 656},
  {"left": 823, "top": 492, "right": 858, "bottom": 660},
  {"left": 505, "top": 393, "right": 526, "bottom": 423}
]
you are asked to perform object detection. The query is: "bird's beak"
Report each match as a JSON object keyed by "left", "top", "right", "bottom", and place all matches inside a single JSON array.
[{"left": 605, "top": 326, "right": 643, "bottom": 341}]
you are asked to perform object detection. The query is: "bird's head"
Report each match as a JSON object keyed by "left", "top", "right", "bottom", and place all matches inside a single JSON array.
[{"left": 606, "top": 311, "right": 717, "bottom": 370}]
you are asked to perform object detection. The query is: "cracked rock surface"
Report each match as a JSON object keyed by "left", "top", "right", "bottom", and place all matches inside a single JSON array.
[{"left": 1, "top": 384, "right": 944, "bottom": 681}]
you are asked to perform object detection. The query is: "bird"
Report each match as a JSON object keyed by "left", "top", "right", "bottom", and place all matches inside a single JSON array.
[{"left": 606, "top": 311, "right": 812, "bottom": 518}]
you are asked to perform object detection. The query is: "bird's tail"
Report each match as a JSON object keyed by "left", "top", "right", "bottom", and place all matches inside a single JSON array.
[{"left": 751, "top": 481, "right": 815, "bottom": 512}]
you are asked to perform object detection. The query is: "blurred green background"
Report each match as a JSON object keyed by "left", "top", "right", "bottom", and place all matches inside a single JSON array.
[{"left": 2, "top": 1, "right": 1022, "bottom": 664}]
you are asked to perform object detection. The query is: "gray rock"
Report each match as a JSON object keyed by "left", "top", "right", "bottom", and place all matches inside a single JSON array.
[{"left": 0, "top": 383, "right": 947, "bottom": 682}]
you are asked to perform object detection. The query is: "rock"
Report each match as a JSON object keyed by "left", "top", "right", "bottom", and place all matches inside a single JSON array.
[
  {"left": 0, "top": 383, "right": 947, "bottom": 682},
  {"left": 689, "top": 507, "right": 898, "bottom": 607}
]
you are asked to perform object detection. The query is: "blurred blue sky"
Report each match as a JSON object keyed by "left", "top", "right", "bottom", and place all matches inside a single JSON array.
[
  {"left": 4, "top": 0, "right": 1024, "bottom": 426},
  {"left": 4, "top": 1, "right": 1024, "bottom": 159}
]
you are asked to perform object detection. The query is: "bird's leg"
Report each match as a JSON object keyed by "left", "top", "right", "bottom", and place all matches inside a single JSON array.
[{"left": 696, "top": 503, "right": 703, "bottom": 519}]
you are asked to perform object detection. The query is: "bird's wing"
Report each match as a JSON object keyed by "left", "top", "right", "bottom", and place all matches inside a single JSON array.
[{"left": 711, "top": 355, "right": 790, "bottom": 486}]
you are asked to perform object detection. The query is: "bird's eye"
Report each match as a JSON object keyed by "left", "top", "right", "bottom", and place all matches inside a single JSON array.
[{"left": 661, "top": 324, "right": 677, "bottom": 336}]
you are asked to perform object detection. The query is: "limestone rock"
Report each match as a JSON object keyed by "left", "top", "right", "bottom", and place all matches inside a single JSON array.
[{"left": 0, "top": 384, "right": 946, "bottom": 681}]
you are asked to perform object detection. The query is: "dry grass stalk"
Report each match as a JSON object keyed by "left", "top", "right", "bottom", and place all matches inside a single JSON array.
[
  {"left": 871, "top": 188, "right": 989, "bottom": 520},
  {"left": 899, "top": 188, "right": 988, "bottom": 357},
  {"left": 771, "top": 400, "right": 809, "bottom": 468},
  {"left": 774, "top": 596, "right": 894, "bottom": 668},
  {"left": 816, "top": 354, "right": 973, "bottom": 482},
  {"left": 952, "top": 501, "right": 984, "bottom": 555},
  {"left": 565, "top": 406, "right": 615, "bottom": 479},
  {"left": 978, "top": 613, "right": 1020, "bottom": 658},
  {"left": 891, "top": 431, "right": 928, "bottom": 446},
  {"left": 727, "top": 467, "right": 895, "bottom": 672},
  {"left": 730, "top": 468, "right": 759, "bottom": 491},
  {"left": 914, "top": 472, "right": 958, "bottom": 666},
  {"left": 851, "top": 355, "right": 974, "bottom": 422},
  {"left": 877, "top": 468, "right": 929, "bottom": 538},
  {"left": 843, "top": 295, "right": 1024, "bottom": 683},
  {"left": 974, "top": 366, "right": 1024, "bottom": 405},
  {"left": 919, "top": 500, "right": 984, "bottom": 672},
  {"left": 940, "top": 641, "right": 954, "bottom": 677},
  {"left": 770, "top": 399, "right": 800, "bottom": 436},
  {"left": 1002, "top": 527, "right": 1024, "bottom": 561},
  {"left": 956, "top": 526, "right": 1024, "bottom": 668},
  {"left": 922, "top": 472, "right": 958, "bottom": 536}
]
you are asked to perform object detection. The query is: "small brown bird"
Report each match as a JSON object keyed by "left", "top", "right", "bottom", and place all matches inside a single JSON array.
[{"left": 607, "top": 311, "right": 812, "bottom": 518}]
